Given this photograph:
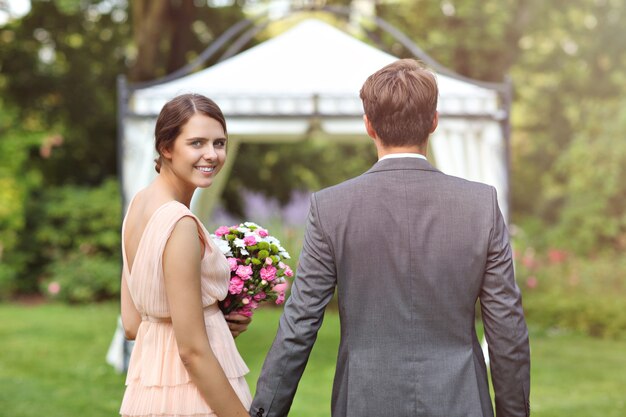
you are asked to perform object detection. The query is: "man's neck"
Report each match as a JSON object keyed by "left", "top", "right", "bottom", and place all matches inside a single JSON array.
[{"left": 376, "top": 145, "right": 427, "bottom": 159}]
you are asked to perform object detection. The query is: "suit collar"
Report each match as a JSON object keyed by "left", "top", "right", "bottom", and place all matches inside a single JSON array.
[{"left": 365, "top": 157, "right": 440, "bottom": 175}]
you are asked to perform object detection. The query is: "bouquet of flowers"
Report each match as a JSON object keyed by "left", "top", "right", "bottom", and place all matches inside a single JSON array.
[{"left": 211, "top": 222, "right": 293, "bottom": 317}]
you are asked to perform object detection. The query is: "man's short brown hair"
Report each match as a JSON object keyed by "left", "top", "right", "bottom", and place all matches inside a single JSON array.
[{"left": 360, "top": 59, "right": 438, "bottom": 147}]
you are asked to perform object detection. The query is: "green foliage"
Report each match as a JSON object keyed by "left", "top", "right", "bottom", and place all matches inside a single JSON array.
[
  {"left": 0, "top": 264, "right": 17, "bottom": 300},
  {"left": 0, "top": 96, "right": 45, "bottom": 298},
  {"left": 21, "top": 179, "right": 122, "bottom": 302},
  {"left": 373, "top": 0, "right": 528, "bottom": 81},
  {"left": 42, "top": 255, "right": 121, "bottom": 303},
  {"left": 542, "top": 99, "right": 626, "bottom": 254},
  {"left": 0, "top": 0, "right": 130, "bottom": 185},
  {"left": 510, "top": 0, "right": 626, "bottom": 225},
  {"left": 0, "top": 135, "right": 41, "bottom": 249},
  {"left": 223, "top": 140, "right": 376, "bottom": 215},
  {"left": 34, "top": 179, "right": 121, "bottom": 259},
  {"left": 514, "top": 239, "right": 626, "bottom": 339}
]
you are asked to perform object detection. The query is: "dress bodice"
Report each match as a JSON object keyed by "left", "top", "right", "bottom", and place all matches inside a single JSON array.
[{"left": 122, "top": 200, "right": 230, "bottom": 319}]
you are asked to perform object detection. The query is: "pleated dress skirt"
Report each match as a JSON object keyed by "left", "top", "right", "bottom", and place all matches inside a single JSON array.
[{"left": 120, "top": 304, "right": 252, "bottom": 417}]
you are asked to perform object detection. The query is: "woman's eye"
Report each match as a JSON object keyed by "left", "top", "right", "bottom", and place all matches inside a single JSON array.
[
  {"left": 191, "top": 140, "right": 203, "bottom": 147},
  {"left": 215, "top": 139, "right": 226, "bottom": 147}
]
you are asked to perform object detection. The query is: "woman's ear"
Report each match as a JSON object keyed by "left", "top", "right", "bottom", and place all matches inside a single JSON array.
[{"left": 160, "top": 146, "right": 172, "bottom": 160}]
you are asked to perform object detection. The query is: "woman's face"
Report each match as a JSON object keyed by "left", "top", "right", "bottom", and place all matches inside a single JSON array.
[{"left": 162, "top": 113, "right": 227, "bottom": 190}]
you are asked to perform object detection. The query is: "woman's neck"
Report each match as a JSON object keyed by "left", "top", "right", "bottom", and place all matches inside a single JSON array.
[{"left": 153, "top": 171, "right": 194, "bottom": 207}]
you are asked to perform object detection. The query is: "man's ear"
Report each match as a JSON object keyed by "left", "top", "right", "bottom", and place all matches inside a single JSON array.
[
  {"left": 430, "top": 111, "right": 439, "bottom": 133},
  {"left": 363, "top": 114, "right": 377, "bottom": 139}
]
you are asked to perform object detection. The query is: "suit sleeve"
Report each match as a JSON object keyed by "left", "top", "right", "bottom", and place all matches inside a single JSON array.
[
  {"left": 250, "top": 193, "right": 337, "bottom": 417},
  {"left": 480, "top": 187, "right": 531, "bottom": 417}
]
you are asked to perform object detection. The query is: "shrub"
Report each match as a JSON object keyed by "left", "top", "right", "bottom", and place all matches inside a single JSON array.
[
  {"left": 16, "top": 178, "right": 123, "bottom": 303},
  {"left": 0, "top": 125, "right": 44, "bottom": 299},
  {"left": 41, "top": 255, "right": 121, "bottom": 303},
  {"left": 0, "top": 264, "right": 17, "bottom": 299},
  {"left": 514, "top": 239, "right": 626, "bottom": 339}
]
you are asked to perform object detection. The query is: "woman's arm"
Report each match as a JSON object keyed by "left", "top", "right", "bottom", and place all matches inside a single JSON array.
[
  {"left": 121, "top": 268, "right": 141, "bottom": 340},
  {"left": 163, "top": 217, "right": 248, "bottom": 417}
]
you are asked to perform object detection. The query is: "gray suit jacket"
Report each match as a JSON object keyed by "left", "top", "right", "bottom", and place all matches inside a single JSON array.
[{"left": 250, "top": 158, "right": 530, "bottom": 417}]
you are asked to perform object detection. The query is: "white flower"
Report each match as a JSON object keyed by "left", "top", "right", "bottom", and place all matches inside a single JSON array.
[
  {"left": 233, "top": 238, "right": 250, "bottom": 255},
  {"left": 212, "top": 237, "right": 233, "bottom": 257},
  {"left": 279, "top": 251, "right": 291, "bottom": 259},
  {"left": 243, "top": 221, "right": 261, "bottom": 228},
  {"left": 266, "top": 236, "right": 280, "bottom": 246},
  {"left": 237, "top": 227, "right": 251, "bottom": 234}
]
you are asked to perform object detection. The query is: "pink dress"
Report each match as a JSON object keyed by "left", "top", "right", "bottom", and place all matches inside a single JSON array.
[{"left": 119, "top": 200, "right": 251, "bottom": 417}]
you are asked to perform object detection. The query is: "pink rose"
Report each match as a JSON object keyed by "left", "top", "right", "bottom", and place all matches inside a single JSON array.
[
  {"left": 283, "top": 265, "right": 294, "bottom": 277},
  {"left": 47, "top": 281, "right": 61, "bottom": 295},
  {"left": 243, "top": 235, "right": 257, "bottom": 246},
  {"left": 228, "top": 277, "right": 245, "bottom": 294},
  {"left": 253, "top": 292, "right": 267, "bottom": 301},
  {"left": 257, "top": 229, "right": 269, "bottom": 237},
  {"left": 215, "top": 226, "right": 230, "bottom": 237},
  {"left": 272, "top": 282, "right": 289, "bottom": 293},
  {"left": 279, "top": 262, "right": 286, "bottom": 269},
  {"left": 236, "top": 265, "right": 253, "bottom": 280},
  {"left": 227, "top": 257, "right": 239, "bottom": 271},
  {"left": 265, "top": 257, "right": 273, "bottom": 265},
  {"left": 236, "top": 307, "right": 254, "bottom": 318},
  {"left": 260, "top": 265, "right": 277, "bottom": 281},
  {"left": 547, "top": 248, "right": 568, "bottom": 265},
  {"left": 276, "top": 291, "right": 285, "bottom": 305}
]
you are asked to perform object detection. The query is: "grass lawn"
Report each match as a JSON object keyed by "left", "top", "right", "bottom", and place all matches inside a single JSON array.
[{"left": 1, "top": 302, "right": 625, "bottom": 416}]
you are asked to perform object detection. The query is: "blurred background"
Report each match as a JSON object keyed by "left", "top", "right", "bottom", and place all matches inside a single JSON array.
[{"left": 1, "top": 1, "right": 625, "bottom": 416}]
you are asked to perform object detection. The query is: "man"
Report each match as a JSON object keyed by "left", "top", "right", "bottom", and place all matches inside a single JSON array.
[{"left": 250, "top": 59, "right": 530, "bottom": 417}]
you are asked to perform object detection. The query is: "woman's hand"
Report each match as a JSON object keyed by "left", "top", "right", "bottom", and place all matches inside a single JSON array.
[{"left": 224, "top": 313, "right": 252, "bottom": 338}]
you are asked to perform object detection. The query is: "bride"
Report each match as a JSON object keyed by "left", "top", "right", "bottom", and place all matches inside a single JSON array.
[{"left": 119, "top": 93, "right": 251, "bottom": 417}]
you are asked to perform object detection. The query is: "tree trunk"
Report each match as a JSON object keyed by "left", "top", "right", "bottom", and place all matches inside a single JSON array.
[{"left": 130, "top": 0, "right": 171, "bottom": 82}]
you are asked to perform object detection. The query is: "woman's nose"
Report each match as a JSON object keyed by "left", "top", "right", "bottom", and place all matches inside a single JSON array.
[{"left": 203, "top": 145, "right": 217, "bottom": 161}]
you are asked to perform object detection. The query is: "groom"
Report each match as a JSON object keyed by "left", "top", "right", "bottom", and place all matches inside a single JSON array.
[{"left": 250, "top": 59, "right": 530, "bottom": 417}]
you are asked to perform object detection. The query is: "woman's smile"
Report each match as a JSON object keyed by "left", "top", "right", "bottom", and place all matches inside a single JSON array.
[{"left": 194, "top": 165, "right": 216, "bottom": 175}]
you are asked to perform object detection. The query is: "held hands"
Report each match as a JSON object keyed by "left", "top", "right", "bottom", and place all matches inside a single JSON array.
[{"left": 224, "top": 313, "right": 252, "bottom": 338}]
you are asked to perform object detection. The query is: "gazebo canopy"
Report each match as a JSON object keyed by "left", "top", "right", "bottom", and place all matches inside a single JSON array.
[{"left": 121, "top": 18, "right": 509, "bottom": 221}]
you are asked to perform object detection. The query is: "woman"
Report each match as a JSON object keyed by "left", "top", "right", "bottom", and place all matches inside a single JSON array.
[{"left": 120, "top": 94, "right": 251, "bottom": 417}]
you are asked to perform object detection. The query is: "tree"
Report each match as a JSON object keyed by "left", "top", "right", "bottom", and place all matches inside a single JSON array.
[
  {"left": 0, "top": 0, "right": 130, "bottom": 185},
  {"left": 510, "top": 0, "right": 626, "bottom": 227},
  {"left": 541, "top": 98, "right": 626, "bottom": 255},
  {"left": 129, "top": 0, "right": 246, "bottom": 82}
]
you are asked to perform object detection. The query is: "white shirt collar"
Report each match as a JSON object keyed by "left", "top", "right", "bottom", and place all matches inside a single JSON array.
[{"left": 379, "top": 153, "right": 427, "bottom": 161}]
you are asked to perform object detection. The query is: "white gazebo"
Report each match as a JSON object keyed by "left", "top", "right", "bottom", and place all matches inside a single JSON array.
[{"left": 118, "top": 16, "right": 511, "bottom": 224}]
